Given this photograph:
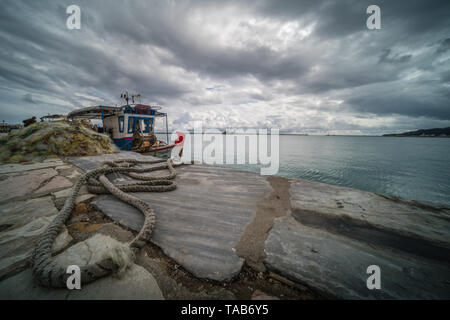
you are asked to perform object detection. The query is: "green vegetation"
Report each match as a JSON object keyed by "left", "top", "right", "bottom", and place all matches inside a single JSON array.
[
  {"left": 383, "top": 127, "right": 450, "bottom": 137},
  {"left": 0, "top": 120, "right": 116, "bottom": 163}
]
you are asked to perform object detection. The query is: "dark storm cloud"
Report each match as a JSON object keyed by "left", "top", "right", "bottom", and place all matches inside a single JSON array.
[
  {"left": 23, "top": 94, "right": 38, "bottom": 104},
  {"left": 256, "top": 0, "right": 369, "bottom": 38},
  {"left": 0, "top": 1, "right": 190, "bottom": 106},
  {"left": 347, "top": 88, "right": 450, "bottom": 120},
  {"left": 251, "top": 0, "right": 450, "bottom": 121},
  {"left": 378, "top": 49, "right": 412, "bottom": 64},
  {"left": 0, "top": 0, "right": 449, "bottom": 132},
  {"left": 436, "top": 38, "right": 450, "bottom": 54},
  {"left": 256, "top": 0, "right": 450, "bottom": 38},
  {"left": 83, "top": 0, "right": 311, "bottom": 81}
]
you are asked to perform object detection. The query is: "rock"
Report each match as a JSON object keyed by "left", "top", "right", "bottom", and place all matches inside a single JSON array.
[
  {"left": 0, "top": 196, "right": 58, "bottom": 230},
  {"left": 0, "top": 197, "right": 60, "bottom": 280},
  {"left": 90, "top": 162, "right": 272, "bottom": 281},
  {"left": 136, "top": 250, "right": 236, "bottom": 300},
  {"left": 251, "top": 290, "right": 279, "bottom": 300},
  {"left": 55, "top": 163, "right": 84, "bottom": 183},
  {"left": 263, "top": 179, "right": 450, "bottom": 299},
  {"left": 0, "top": 234, "right": 164, "bottom": 299},
  {"left": 264, "top": 216, "right": 450, "bottom": 299},
  {"left": 51, "top": 188, "right": 73, "bottom": 209},
  {"left": 78, "top": 185, "right": 90, "bottom": 196},
  {"left": 68, "top": 222, "right": 104, "bottom": 233},
  {"left": 53, "top": 234, "right": 133, "bottom": 269},
  {"left": 95, "top": 223, "right": 134, "bottom": 242},
  {"left": 52, "top": 186, "right": 91, "bottom": 201},
  {"left": 68, "top": 222, "right": 131, "bottom": 243},
  {"left": 61, "top": 168, "right": 82, "bottom": 181},
  {"left": 66, "top": 264, "right": 164, "bottom": 300},
  {"left": 0, "top": 168, "right": 58, "bottom": 203},
  {"left": 34, "top": 175, "right": 73, "bottom": 194},
  {"left": 67, "top": 151, "right": 151, "bottom": 171},
  {"left": 53, "top": 199, "right": 66, "bottom": 210},
  {"left": 52, "top": 189, "right": 95, "bottom": 209},
  {"left": 0, "top": 159, "right": 64, "bottom": 174},
  {"left": 0, "top": 214, "right": 56, "bottom": 281},
  {"left": 55, "top": 165, "right": 73, "bottom": 171},
  {"left": 52, "top": 227, "right": 73, "bottom": 253},
  {"left": 75, "top": 194, "right": 95, "bottom": 204},
  {"left": 290, "top": 179, "right": 450, "bottom": 250},
  {"left": 51, "top": 188, "right": 72, "bottom": 200},
  {"left": 0, "top": 269, "right": 72, "bottom": 300}
]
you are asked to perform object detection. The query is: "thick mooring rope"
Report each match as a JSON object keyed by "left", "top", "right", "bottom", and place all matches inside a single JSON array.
[{"left": 31, "top": 158, "right": 177, "bottom": 288}]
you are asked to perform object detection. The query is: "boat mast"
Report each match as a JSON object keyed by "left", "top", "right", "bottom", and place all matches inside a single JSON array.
[
  {"left": 120, "top": 91, "right": 130, "bottom": 105},
  {"left": 120, "top": 92, "right": 141, "bottom": 105}
]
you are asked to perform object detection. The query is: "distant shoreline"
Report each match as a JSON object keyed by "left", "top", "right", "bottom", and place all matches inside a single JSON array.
[
  {"left": 155, "top": 132, "right": 450, "bottom": 137},
  {"left": 383, "top": 127, "right": 450, "bottom": 137}
]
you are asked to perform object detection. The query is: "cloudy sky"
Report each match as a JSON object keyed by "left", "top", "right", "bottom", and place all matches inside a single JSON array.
[{"left": 0, "top": 0, "right": 449, "bottom": 134}]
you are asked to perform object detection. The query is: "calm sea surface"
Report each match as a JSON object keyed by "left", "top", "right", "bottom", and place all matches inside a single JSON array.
[{"left": 181, "top": 135, "right": 450, "bottom": 207}]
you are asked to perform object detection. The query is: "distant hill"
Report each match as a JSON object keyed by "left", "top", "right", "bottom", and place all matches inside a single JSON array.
[{"left": 383, "top": 127, "right": 450, "bottom": 137}]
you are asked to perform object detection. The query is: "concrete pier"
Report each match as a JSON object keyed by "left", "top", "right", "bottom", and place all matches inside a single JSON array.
[{"left": 0, "top": 152, "right": 449, "bottom": 299}]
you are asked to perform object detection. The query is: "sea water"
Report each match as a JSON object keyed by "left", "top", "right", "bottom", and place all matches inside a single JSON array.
[{"left": 161, "top": 134, "right": 450, "bottom": 207}]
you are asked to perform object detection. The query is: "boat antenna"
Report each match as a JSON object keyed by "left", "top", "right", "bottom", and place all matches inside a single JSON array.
[
  {"left": 120, "top": 92, "right": 141, "bottom": 105},
  {"left": 120, "top": 91, "right": 130, "bottom": 105},
  {"left": 131, "top": 93, "right": 141, "bottom": 104}
]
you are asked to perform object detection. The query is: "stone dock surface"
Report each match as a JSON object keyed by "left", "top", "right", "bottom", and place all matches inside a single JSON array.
[{"left": 0, "top": 152, "right": 449, "bottom": 299}]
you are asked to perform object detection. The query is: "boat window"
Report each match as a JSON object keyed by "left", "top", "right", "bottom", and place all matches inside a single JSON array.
[
  {"left": 143, "top": 119, "right": 151, "bottom": 133},
  {"left": 127, "top": 117, "right": 153, "bottom": 133},
  {"left": 140, "top": 119, "right": 148, "bottom": 133},
  {"left": 128, "top": 117, "right": 134, "bottom": 133},
  {"left": 149, "top": 118, "right": 154, "bottom": 132},
  {"left": 118, "top": 116, "right": 124, "bottom": 133}
]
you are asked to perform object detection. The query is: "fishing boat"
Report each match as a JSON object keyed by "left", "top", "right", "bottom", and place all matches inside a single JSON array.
[{"left": 67, "top": 92, "right": 184, "bottom": 158}]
